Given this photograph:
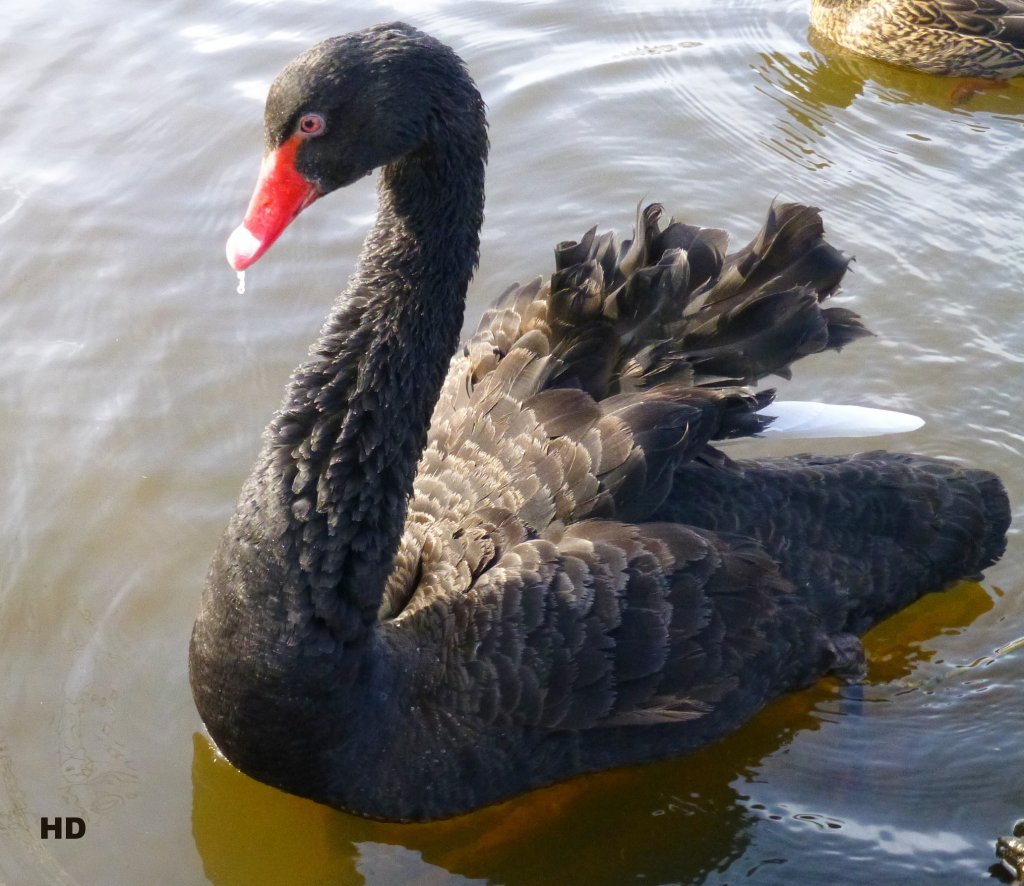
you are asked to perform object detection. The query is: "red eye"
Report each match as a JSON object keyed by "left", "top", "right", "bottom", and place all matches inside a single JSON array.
[{"left": 298, "top": 114, "right": 325, "bottom": 136}]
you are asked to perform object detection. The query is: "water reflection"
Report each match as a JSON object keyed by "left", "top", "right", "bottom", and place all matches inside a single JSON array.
[
  {"left": 191, "top": 725, "right": 763, "bottom": 886},
  {"left": 754, "top": 33, "right": 1024, "bottom": 171}
]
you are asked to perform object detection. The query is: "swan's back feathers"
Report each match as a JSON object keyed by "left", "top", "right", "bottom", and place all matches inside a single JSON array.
[
  {"left": 470, "top": 202, "right": 865, "bottom": 394},
  {"left": 662, "top": 452, "right": 1011, "bottom": 634},
  {"left": 381, "top": 203, "right": 864, "bottom": 618}
]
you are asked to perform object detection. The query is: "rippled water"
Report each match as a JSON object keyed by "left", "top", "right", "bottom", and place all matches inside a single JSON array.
[{"left": 2, "top": 1, "right": 1023, "bottom": 884}]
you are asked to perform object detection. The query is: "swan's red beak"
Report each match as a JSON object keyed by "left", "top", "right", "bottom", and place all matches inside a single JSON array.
[{"left": 226, "top": 136, "right": 322, "bottom": 271}]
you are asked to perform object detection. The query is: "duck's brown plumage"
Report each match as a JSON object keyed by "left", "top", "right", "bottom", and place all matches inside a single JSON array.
[
  {"left": 811, "top": 0, "right": 1024, "bottom": 77},
  {"left": 189, "top": 23, "right": 1010, "bottom": 821}
]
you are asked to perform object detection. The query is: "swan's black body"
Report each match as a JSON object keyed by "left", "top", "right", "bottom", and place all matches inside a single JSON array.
[{"left": 190, "top": 23, "right": 1010, "bottom": 821}]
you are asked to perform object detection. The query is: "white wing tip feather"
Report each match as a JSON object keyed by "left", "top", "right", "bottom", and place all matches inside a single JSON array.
[{"left": 758, "top": 401, "right": 925, "bottom": 439}]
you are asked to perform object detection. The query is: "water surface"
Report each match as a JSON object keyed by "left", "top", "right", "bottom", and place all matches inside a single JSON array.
[{"left": 2, "top": 1, "right": 1022, "bottom": 884}]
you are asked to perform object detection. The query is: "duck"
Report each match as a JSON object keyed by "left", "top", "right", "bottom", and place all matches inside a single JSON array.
[
  {"left": 997, "top": 820, "right": 1024, "bottom": 881},
  {"left": 189, "top": 22, "right": 1010, "bottom": 822},
  {"left": 810, "top": 0, "right": 1024, "bottom": 77}
]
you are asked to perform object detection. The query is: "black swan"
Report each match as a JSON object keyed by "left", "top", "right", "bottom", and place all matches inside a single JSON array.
[{"left": 190, "top": 22, "right": 1010, "bottom": 822}]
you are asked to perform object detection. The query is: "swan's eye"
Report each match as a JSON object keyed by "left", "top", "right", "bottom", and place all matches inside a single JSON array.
[{"left": 298, "top": 114, "right": 325, "bottom": 137}]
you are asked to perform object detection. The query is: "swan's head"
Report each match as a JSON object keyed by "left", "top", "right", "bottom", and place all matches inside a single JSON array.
[{"left": 227, "top": 22, "right": 482, "bottom": 270}]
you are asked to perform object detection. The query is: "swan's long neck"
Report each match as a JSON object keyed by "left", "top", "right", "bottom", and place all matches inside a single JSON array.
[{"left": 266, "top": 132, "right": 486, "bottom": 642}]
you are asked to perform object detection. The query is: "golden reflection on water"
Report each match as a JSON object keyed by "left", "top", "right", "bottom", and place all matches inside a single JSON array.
[
  {"left": 754, "top": 34, "right": 1024, "bottom": 172},
  {"left": 862, "top": 580, "right": 994, "bottom": 683},
  {"left": 189, "top": 581, "right": 995, "bottom": 886}
]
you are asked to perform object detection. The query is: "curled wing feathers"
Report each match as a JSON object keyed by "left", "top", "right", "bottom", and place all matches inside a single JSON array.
[{"left": 382, "top": 201, "right": 859, "bottom": 670}]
